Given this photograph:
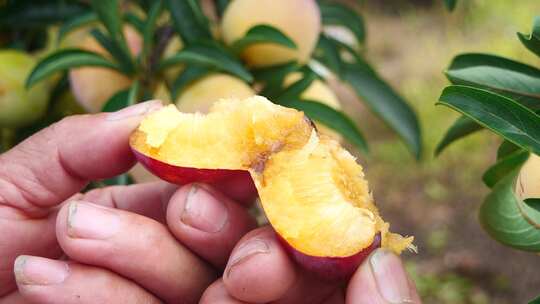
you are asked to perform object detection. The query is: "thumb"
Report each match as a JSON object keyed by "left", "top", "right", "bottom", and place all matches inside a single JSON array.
[
  {"left": 0, "top": 100, "right": 162, "bottom": 297},
  {"left": 346, "top": 249, "right": 421, "bottom": 304}
]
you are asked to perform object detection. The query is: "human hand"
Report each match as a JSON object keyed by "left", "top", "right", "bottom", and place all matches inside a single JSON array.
[
  {"left": 201, "top": 227, "right": 422, "bottom": 304},
  {"left": 0, "top": 100, "right": 258, "bottom": 303}
]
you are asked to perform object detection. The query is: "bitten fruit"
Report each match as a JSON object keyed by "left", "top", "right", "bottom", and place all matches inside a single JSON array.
[{"left": 130, "top": 96, "right": 414, "bottom": 279}]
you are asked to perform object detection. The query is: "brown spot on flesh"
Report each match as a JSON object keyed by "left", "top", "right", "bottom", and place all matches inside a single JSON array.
[
  {"left": 304, "top": 115, "right": 318, "bottom": 132},
  {"left": 250, "top": 142, "right": 284, "bottom": 186}
]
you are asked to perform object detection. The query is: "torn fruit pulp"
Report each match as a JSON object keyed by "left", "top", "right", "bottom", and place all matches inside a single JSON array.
[{"left": 130, "top": 96, "right": 414, "bottom": 259}]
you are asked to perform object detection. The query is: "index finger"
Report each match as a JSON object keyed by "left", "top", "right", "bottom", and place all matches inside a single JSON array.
[{"left": 0, "top": 100, "right": 162, "bottom": 217}]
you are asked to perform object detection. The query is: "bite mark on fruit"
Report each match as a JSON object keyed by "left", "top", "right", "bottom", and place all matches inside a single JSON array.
[
  {"left": 250, "top": 141, "right": 284, "bottom": 183},
  {"left": 130, "top": 96, "right": 414, "bottom": 279}
]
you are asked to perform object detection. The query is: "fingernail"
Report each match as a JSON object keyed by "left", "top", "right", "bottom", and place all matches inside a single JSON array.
[
  {"left": 67, "top": 201, "right": 121, "bottom": 239},
  {"left": 14, "top": 256, "right": 69, "bottom": 286},
  {"left": 106, "top": 100, "right": 162, "bottom": 121},
  {"left": 369, "top": 249, "right": 414, "bottom": 304},
  {"left": 226, "top": 239, "right": 270, "bottom": 278},
  {"left": 180, "top": 184, "right": 228, "bottom": 233}
]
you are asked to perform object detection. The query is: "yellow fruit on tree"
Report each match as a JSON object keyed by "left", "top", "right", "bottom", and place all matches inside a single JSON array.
[
  {"left": 175, "top": 74, "right": 255, "bottom": 113},
  {"left": 69, "top": 26, "right": 142, "bottom": 113},
  {"left": 516, "top": 153, "right": 540, "bottom": 200},
  {"left": 221, "top": 0, "right": 321, "bottom": 67},
  {"left": 284, "top": 72, "right": 342, "bottom": 139},
  {"left": 0, "top": 50, "right": 49, "bottom": 128}
]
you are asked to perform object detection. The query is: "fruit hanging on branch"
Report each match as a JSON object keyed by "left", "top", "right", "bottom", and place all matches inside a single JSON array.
[
  {"left": 130, "top": 96, "right": 414, "bottom": 279},
  {"left": 0, "top": 50, "right": 50, "bottom": 128},
  {"left": 175, "top": 73, "right": 255, "bottom": 113},
  {"left": 69, "top": 26, "right": 142, "bottom": 113},
  {"left": 283, "top": 72, "right": 342, "bottom": 140},
  {"left": 480, "top": 153, "right": 540, "bottom": 252},
  {"left": 515, "top": 154, "right": 540, "bottom": 201},
  {"left": 221, "top": 0, "right": 321, "bottom": 67}
]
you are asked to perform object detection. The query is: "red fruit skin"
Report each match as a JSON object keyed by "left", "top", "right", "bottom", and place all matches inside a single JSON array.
[
  {"left": 132, "top": 148, "right": 257, "bottom": 204},
  {"left": 278, "top": 233, "right": 381, "bottom": 281}
]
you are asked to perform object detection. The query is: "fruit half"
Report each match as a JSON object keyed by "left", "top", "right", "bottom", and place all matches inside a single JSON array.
[{"left": 130, "top": 96, "right": 414, "bottom": 279}]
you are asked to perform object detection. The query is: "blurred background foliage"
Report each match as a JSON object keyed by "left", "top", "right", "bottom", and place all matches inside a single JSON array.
[
  {"left": 355, "top": 0, "right": 540, "bottom": 303},
  {"left": 1, "top": 0, "right": 540, "bottom": 303}
]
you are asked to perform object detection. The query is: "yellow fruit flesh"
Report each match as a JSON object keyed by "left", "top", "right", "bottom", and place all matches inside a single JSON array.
[{"left": 131, "top": 96, "right": 413, "bottom": 257}]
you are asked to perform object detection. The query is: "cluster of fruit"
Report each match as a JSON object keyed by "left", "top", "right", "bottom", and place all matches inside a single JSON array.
[{"left": 2, "top": 1, "right": 343, "bottom": 136}]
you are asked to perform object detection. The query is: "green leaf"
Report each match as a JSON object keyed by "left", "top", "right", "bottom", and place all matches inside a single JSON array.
[
  {"left": 324, "top": 38, "right": 422, "bottom": 157},
  {"left": 284, "top": 99, "right": 368, "bottom": 153},
  {"left": 171, "top": 66, "right": 213, "bottom": 100},
  {"left": 529, "top": 294, "right": 540, "bottom": 304},
  {"left": 0, "top": 2, "right": 88, "bottom": 29},
  {"left": 319, "top": 2, "right": 366, "bottom": 44},
  {"left": 525, "top": 198, "right": 540, "bottom": 213},
  {"left": 480, "top": 168, "right": 540, "bottom": 252},
  {"left": 102, "top": 90, "right": 129, "bottom": 112},
  {"left": 445, "top": 53, "right": 540, "bottom": 109},
  {"left": 215, "top": 0, "right": 230, "bottom": 17},
  {"left": 518, "top": 17, "right": 540, "bottom": 58},
  {"left": 101, "top": 81, "right": 140, "bottom": 112},
  {"left": 102, "top": 173, "right": 134, "bottom": 186},
  {"left": 497, "top": 140, "right": 522, "bottom": 160},
  {"left": 438, "top": 85, "right": 540, "bottom": 156},
  {"left": 443, "top": 0, "right": 457, "bottom": 11},
  {"left": 165, "top": 0, "right": 211, "bottom": 44},
  {"left": 26, "top": 49, "right": 119, "bottom": 88},
  {"left": 275, "top": 72, "right": 317, "bottom": 102},
  {"left": 127, "top": 80, "right": 140, "bottom": 106},
  {"left": 483, "top": 150, "right": 530, "bottom": 188},
  {"left": 159, "top": 43, "right": 253, "bottom": 83},
  {"left": 252, "top": 61, "right": 299, "bottom": 97},
  {"left": 58, "top": 12, "right": 97, "bottom": 43},
  {"left": 90, "top": 0, "right": 126, "bottom": 50},
  {"left": 124, "top": 13, "right": 145, "bottom": 33},
  {"left": 90, "top": 29, "right": 134, "bottom": 74},
  {"left": 343, "top": 62, "right": 422, "bottom": 159},
  {"left": 142, "top": 1, "right": 163, "bottom": 60},
  {"left": 231, "top": 25, "right": 297, "bottom": 54},
  {"left": 89, "top": 173, "right": 135, "bottom": 188},
  {"left": 435, "top": 116, "right": 482, "bottom": 155},
  {"left": 252, "top": 61, "right": 298, "bottom": 82},
  {"left": 314, "top": 35, "right": 343, "bottom": 75}
]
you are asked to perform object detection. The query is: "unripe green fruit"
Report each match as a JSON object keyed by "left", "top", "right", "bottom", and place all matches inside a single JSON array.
[{"left": 0, "top": 50, "right": 49, "bottom": 128}]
